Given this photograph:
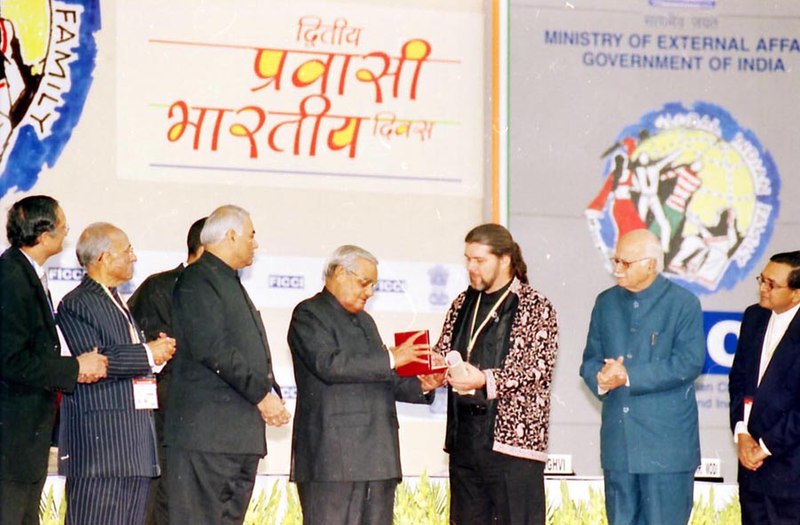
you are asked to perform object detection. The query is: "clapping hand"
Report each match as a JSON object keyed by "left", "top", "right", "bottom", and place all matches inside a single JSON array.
[
  {"left": 150, "top": 333, "right": 176, "bottom": 366},
  {"left": 597, "top": 356, "right": 627, "bottom": 392},
  {"left": 76, "top": 348, "right": 108, "bottom": 383}
]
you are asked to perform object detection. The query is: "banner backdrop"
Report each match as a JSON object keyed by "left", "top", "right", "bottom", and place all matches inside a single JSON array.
[
  {"left": 0, "top": 0, "right": 488, "bottom": 477},
  {"left": 116, "top": 0, "right": 484, "bottom": 197},
  {"left": 508, "top": 0, "right": 799, "bottom": 483}
]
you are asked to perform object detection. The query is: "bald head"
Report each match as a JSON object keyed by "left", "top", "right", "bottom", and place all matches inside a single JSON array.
[
  {"left": 76, "top": 223, "right": 137, "bottom": 287},
  {"left": 619, "top": 230, "right": 663, "bottom": 269},
  {"left": 613, "top": 229, "right": 663, "bottom": 292},
  {"left": 76, "top": 223, "right": 122, "bottom": 268}
]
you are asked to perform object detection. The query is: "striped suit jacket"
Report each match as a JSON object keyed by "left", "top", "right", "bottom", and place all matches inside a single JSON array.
[{"left": 56, "top": 275, "right": 159, "bottom": 478}]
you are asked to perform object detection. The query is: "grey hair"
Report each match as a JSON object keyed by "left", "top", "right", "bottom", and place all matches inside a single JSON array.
[
  {"left": 201, "top": 205, "right": 249, "bottom": 245},
  {"left": 323, "top": 245, "right": 378, "bottom": 279},
  {"left": 638, "top": 231, "right": 665, "bottom": 272},
  {"left": 76, "top": 222, "right": 118, "bottom": 268}
]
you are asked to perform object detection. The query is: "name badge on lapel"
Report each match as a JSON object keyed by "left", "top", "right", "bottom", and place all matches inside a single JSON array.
[{"left": 133, "top": 377, "right": 158, "bottom": 409}]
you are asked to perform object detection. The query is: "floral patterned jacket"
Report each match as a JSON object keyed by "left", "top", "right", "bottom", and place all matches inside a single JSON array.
[{"left": 434, "top": 278, "right": 559, "bottom": 461}]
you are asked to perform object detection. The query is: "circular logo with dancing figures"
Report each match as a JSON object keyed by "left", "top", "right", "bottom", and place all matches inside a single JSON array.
[
  {"left": 0, "top": 0, "right": 98, "bottom": 199},
  {"left": 586, "top": 102, "right": 780, "bottom": 295}
]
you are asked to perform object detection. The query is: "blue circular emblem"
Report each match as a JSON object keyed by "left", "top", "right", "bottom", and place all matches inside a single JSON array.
[
  {"left": 0, "top": 0, "right": 99, "bottom": 199},
  {"left": 585, "top": 101, "right": 780, "bottom": 295}
]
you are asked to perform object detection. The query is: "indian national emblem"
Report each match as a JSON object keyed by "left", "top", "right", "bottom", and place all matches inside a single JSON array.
[{"left": 428, "top": 264, "right": 449, "bottom": 306}]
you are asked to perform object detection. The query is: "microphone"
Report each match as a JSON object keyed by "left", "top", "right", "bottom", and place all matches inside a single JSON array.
[
  {"left": 445, "top": 351, "right": 474, "bottom": 395},
  {"left": 445, "top": 351, "right": 468, "bottom": 379}
]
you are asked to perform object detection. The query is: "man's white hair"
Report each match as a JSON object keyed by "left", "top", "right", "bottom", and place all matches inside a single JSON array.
[
  {"left": 323, "top": 245, "right": 378, "bottom": 279},
  {"left": 76, "top": 222, "right": 120, "bottom": 268},
  {"left": 200, "top": 205, "right": 249, "bottom": 245}
]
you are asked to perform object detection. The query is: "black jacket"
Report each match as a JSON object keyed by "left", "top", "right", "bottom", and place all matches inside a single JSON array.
[
  {"left": 166, "top": 252, "right": 278, "bottom": 455},
  {"left": 0, "top": 248, "right": 77, "bottom": 482},
  {"left": 729, "top": 303, "right": 800, "bottom": 498},
  {"left": 288, "top": 288, "right": 431, "bottom": 482}
]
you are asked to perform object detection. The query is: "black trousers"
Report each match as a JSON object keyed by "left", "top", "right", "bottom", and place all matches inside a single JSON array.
[
  {"left": 167, "top": 447, "right": 259, "bottom": 525},
  {"left": 449, "top": 410, "right": 546, "bottom": 525},
  {"left": 144, "top": 443, "right": 168, "bottom": 525},
  {"left": 145, "top": 382, "right": 170, "bottom": 525},
  {"left": 297, "top": 479, "right": 398, "bottom": 525},
  {"left": 740, "top": 484, "right": 800, "bottom": 525},
  {"left": 0, "top": 476, "right": 46, "bottom": 525}
]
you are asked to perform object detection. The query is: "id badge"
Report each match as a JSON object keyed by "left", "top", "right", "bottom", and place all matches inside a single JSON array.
[{"left": 133, "top": 377, "right": 158, "bottom": 410}]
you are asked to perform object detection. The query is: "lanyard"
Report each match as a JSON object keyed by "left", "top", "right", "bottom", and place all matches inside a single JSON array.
[
  {"left": 466, "top": 287, "right": 511, "bottom": 358},
  {"left": 101, "top": 284, "right": 142, "bottom": 344}
]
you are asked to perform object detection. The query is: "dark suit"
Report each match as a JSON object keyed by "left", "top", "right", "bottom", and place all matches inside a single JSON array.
[
  {"left": 57, "top": 276, "right": 159, "bottom": 524},
  {"left": 288, "top": 289, "right": 432, "bottom": 525},
  {"left": 729, "top": 303, "right": 800, "bottom": 523},
  {"left": 166, "top": 252, "right": 278, "bottom": 525},
  {"left": 0, "top": 248, "right": 78, "bottom": 524},
  {"left": 128, "top": 263, "right": 183, "bottom": 525}
]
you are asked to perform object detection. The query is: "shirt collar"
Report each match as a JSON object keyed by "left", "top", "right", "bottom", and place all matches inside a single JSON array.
[
  {"left": 773, "top": 301, "right": 800, "bottom": 323},
  {"left": 19, "top": 249, "right": 46, "bottom": 280}
]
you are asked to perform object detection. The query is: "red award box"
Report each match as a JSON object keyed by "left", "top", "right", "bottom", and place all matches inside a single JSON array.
[{"left": 394, "top": 330, "right": 447, "bottom": 377}]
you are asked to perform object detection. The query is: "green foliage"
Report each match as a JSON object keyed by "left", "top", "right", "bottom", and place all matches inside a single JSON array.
[
  {"left": 281, "top": 482, "right": 303, "bottom": 525},
  {"left": 38, "top": 485, "right": 65, "bottom": 525},
  {"left": 393, "top": 472, "right": 449, "bottom": 525},
  {"left": 38, "top": 476, "right": 743, "bottom": 524},
  {"left": 243, "top": 481, "right": 301, "bottom": 525},
  {"left": 689, "top": 488, "right": 742, "bottom": 525},
  {"left": 544, "top": 482, "right": 742, "bottom": 525},
  {"left": 547, "top": 480, "right": 608, "bottom": 525}
]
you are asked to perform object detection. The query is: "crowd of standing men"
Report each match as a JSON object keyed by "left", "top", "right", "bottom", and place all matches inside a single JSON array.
[{"left": 1, "top": 194, "right": 799, "bottom": 525}]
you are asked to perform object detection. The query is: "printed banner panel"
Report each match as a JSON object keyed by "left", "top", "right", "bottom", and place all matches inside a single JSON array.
[{"left": 116, "top": 0, "right": 484, "bottom": 197}]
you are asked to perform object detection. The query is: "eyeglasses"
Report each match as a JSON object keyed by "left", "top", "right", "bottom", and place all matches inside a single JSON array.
[
  {"left": 50, "top": 223, "right": 69, "bottom": 236},
  {"left": 101, "top": 245, "right": 135, "bottom": 261},
  {"left": 610, "top": 257, "right": 652, "bottom": 270},
  {"left": 346, "top": 268, "right": 377, "bottom": 291},
  {"left": 756, "top": 275, "right": 790, "bottom": 292}
]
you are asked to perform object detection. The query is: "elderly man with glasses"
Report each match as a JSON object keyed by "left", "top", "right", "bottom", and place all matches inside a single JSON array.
[
  {"left": 580, "top": 228, "right": 705, "bottom": 525},
  {"left": 0, "top": 196, "right": 107, "bottom": 525},
  {"left": 57, "top": 223, "right": 176, "bottom": 525},
  {"left": 287, "top": 245, "right": 443, "bottom": 525},
  {"left": 729, "top": 251, "right": 800, "bottom": 525}
]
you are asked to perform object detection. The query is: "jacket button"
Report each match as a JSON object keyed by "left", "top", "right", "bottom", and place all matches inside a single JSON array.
[{"left": 623, "top": 407, "right": 630, "bottom": 414}]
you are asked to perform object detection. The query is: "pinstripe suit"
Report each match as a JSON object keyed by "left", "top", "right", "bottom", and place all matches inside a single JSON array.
[{"left": 57, "top": 275, "right": 159, "bottom": 524}]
